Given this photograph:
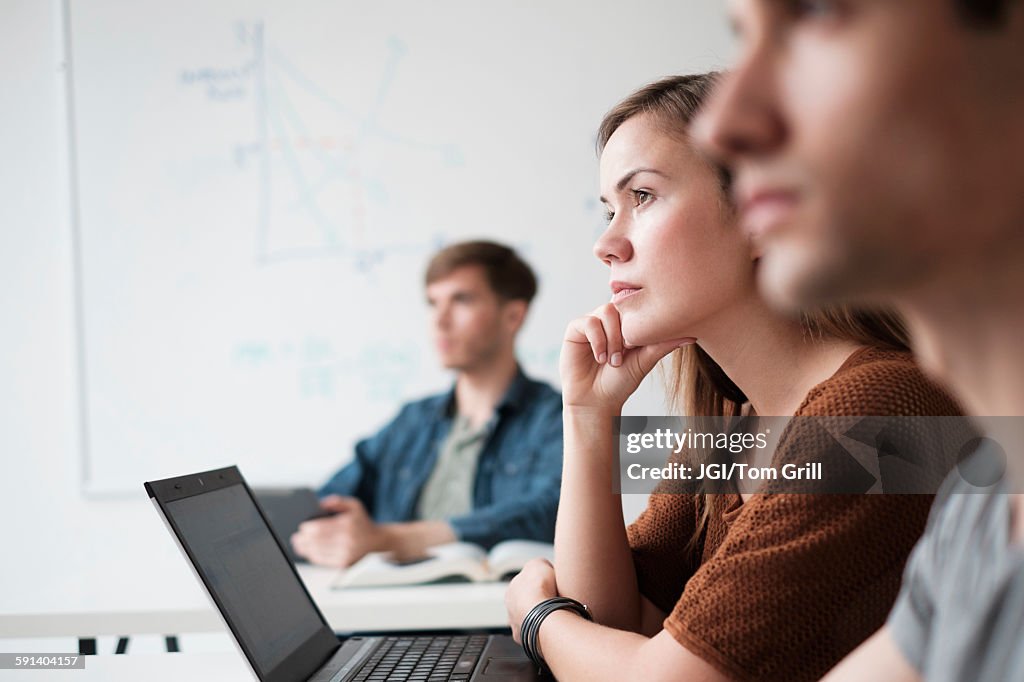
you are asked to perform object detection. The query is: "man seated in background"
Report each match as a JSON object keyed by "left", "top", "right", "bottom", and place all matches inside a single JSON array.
[{"left": 292, "top": 240, "right": 563, "bottom": 568}]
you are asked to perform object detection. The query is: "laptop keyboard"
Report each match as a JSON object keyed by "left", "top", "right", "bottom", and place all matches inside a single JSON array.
[{"left": 349, "top": 635, "right": 488, "bottom": 682}]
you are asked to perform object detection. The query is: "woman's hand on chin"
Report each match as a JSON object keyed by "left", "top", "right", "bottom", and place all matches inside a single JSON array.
[{"left": 560, "top": 303, "right": 694, "bottom": 414}]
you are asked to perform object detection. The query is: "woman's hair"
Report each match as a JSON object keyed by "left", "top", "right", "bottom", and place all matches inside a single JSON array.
[
  {"left": 953, "top": 0, "right": 1016, "bottom": 27},
  {"left": 597, "top": 73, "right": 732, "bottom": 201},
  {"left": 666, "top": 309, "right": 909, "bottom": 417},
  {"left": 597, "top": 74, "right": 910, "bottom": 418}
]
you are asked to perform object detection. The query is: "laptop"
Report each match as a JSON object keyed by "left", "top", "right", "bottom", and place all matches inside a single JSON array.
[
  {"left": 253, "top": 487, "right": 331, "bottom": 564},
  {"left": 145, "top": 466, "right": 548, "bottom": 682}
]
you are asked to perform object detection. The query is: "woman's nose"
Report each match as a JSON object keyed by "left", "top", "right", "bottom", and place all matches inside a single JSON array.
[{"left": 593, "top": 219, "right": 633, "bottom": 266}]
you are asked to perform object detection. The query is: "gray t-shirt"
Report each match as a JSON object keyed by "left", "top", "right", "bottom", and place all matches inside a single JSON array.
[
  {"left": 887, "top": 474, "right": 1024, "bottom": 681},
  {"left": 416, "top": 414, "right": 489, "bottom": 522}
]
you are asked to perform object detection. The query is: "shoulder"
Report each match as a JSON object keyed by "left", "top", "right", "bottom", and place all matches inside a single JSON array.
[
  {"left": 518, "top": 370, "right": 560, "bottom": 397},
  {"left": 518, "top": 373, "right": 563, "bottom": 411},
  {"left": 390, "top": 390, "right": 450, "bottom": 422},
  {"left": 797, "top": 346, "right": 963, "bottom": 417},
  {"left": 930, "top": 468, "right": 1005, "bottom": 533},
  {"left": 529, "top": 378, "right": 562, "bottom": 406},
  {"left": 906, "top": 472, "right": 1004, "bottom": 578}
]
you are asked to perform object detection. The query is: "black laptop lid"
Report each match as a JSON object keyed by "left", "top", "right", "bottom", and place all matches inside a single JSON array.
[{"left": 146, "top": 467, "right": 339, "bottom": 682}]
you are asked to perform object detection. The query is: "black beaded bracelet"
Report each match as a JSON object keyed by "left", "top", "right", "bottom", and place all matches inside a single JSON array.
[{"left": 519, "top": 597, "right": 593, "bottom": 671}]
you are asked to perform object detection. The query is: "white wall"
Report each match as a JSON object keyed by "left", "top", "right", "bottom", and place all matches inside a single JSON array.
[
  {"left": 1, "top": 0, "right": 87, "bottom": 600},
  {"left": 0, "top": 0, "right": 199, "bottom": 618}
]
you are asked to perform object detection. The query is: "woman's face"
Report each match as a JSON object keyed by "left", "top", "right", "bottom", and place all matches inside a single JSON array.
[{"left": 596, "top": 113, "right": 756, "bottom": 347}]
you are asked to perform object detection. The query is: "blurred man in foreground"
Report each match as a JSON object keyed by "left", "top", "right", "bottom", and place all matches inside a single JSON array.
[{"left": 696, "top": 1, "right": 1024, "bottom": 680}]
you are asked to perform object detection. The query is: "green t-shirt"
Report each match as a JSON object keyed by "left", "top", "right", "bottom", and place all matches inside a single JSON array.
[{"left": 416, "top": 414, "right": 489, "bottom": 521}]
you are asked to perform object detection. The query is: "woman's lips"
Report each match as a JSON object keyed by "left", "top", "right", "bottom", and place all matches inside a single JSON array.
[{"left": 610, "top": 285, "right": 642, "bottom": 305}]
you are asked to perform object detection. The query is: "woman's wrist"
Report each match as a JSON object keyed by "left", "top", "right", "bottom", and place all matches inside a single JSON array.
[
  {"left": 520, "top": 597, "right": 593, "bottom": 670},
  {"left": 563, "top": 404, "right": 621, "bottom": 421},
  {"left": 564, "top": 406, "right": 620, "bottom": 449},
  {"left": 563, "top": 407, "right": 619, "bottom": 468},
  {"left": 534, "top": 609, "right": 578, "bottom": 662}
]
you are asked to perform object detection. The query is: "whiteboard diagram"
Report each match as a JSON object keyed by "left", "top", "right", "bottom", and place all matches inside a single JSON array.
[{"left": 180, "top": 22, "right": 464, "bottom": 269}]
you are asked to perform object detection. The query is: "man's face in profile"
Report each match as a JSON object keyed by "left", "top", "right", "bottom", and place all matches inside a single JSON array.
[
  {"left": 426, "top": 265, "right": 514, "bottom": 372},
  {"left": 694, "top": 0, "right": 1024, "bottom": 310}
]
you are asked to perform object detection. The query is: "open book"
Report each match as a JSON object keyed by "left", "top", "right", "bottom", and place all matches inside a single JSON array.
[{"left": 330, "top": 540, "right": 554, "bottom": 589}]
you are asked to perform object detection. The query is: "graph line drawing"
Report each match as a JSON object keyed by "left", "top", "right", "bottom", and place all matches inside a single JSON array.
[{"left": 181, "top": 21, "right": 463, "bottom": 270}]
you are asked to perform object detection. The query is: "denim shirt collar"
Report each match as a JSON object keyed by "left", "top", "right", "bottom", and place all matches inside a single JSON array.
[{"left": 436, "top": 364, "right": 531, "bottom": 420}]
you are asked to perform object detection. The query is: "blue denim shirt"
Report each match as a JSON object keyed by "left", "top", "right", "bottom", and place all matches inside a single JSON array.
[{"left": 319, "top": 368, "right": 563, "bottom": 549}]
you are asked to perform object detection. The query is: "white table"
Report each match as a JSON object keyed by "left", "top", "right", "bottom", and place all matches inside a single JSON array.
[
  {"left": 1, "top": 652, "right": 252, "bottom": 681},
  {"left": 0, "top": 565, "right": 510, "bottom": 640}
]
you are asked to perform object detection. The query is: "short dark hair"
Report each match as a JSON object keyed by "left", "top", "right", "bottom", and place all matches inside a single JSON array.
[
  {"left": 954, "top": 0, "right": 1016, "bottom": 27},
  {"left": 425, "top": 240, "right": 538, "bottom": 303}
]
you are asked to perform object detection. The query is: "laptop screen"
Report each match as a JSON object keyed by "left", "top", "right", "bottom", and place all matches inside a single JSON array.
[{"left": 153, "top": 470, "right": 338, "bottom": 681}]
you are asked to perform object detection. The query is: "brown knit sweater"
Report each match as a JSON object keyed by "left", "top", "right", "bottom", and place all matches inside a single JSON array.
[{"left": 626, "top": 347, "right": 963, "bottom": 682}]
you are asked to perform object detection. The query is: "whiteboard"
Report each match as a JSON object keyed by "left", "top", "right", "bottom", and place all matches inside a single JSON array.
[{"left": 66, "top": 0, "right": 732, "bottom": 494}]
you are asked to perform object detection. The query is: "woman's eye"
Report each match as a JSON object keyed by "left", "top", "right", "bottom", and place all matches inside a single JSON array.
[
  {"left": 604, "top": 209, "right": 615, "bottom": 224},
  {"left": 789, "top": 0, "right": 844, "bottom": 20},
  {"left": 632, "top": 190, "right": 653, "bottom": 207}
]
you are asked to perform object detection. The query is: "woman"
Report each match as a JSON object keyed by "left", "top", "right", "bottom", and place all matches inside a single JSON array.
[{"left": 504, "top": 74, "right": 962, "bottom": 681}]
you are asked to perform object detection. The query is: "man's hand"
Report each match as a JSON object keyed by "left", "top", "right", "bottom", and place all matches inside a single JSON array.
[{"left": 291, "top": 495, "right": 382, "bottom": 568}]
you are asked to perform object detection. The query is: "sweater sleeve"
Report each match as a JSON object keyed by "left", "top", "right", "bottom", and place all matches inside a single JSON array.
[{"left": 626, "top": 491, "right": 703, "bottom": 614}]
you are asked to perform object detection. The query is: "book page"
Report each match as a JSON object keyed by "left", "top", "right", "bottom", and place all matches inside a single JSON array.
[
  {"left": 485, "top": 540, "right": 554, "bottom": 580},
  {"left": 331, "top": 542, "right": 489, "bottom": 588}
]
